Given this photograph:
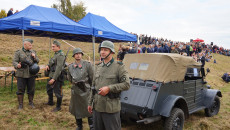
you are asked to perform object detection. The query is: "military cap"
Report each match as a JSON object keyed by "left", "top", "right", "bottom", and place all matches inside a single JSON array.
[
  {"left": 53, "top": 40, "right": 61, "bottom": 47},
  {"left": 72, "top": 48, "right": 84, "bottom": 57},
  {"left": 100, "top": 40, "right": 115, "bottom": 53},
  {"left": 24, "top": 38, "right": 33, "bottom": 44}
]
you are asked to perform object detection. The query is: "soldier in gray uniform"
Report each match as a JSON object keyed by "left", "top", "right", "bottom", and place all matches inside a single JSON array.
[
  {"left": 67, "top": 48, "right": 94, "bottom": 130},
  {"left": 13, "top": 39, "right": 39, "bottom": 110},
  {"left": 45, "top": 40, "right": 65, "bottom": 112},
  {"left": 88, "top": 41, "right": 130, "bottom": 130}
]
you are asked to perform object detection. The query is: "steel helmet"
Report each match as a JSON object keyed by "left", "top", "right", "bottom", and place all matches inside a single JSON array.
[
  {"left": 72, "top": 48, "right": 84, "bottom": 57},
  {"left": 100, "top": 40, "right": 115, "bottom": 53},
  {"left": 29, "top": 63, "right": 40, "bottom": 75}
]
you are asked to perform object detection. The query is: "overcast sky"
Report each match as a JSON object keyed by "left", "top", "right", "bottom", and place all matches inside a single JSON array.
[{"left": 1, "top": 0, "right": 230, "bottom": 49}]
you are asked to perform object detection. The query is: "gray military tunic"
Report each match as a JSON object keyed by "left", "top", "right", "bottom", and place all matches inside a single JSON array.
[
  {"left": 13, "top": 48, "right": 39, "bottom": 78},
  {"left": 68, "top": 60, "right": 93, "bottom": 119},
  {"left": 13, "top": 48, "right": 39, "bottom": 95},
  {"left": 88, "top": 58, "right": 130, "bottom": 113}
]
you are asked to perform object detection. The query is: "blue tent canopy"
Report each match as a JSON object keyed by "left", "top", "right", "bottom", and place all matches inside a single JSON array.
[
  {"left": 78, "top": 13, "right": 137, "bottom": 42},
  {"left": 0, "top": 5, "right": 93, "bottom": 41}
]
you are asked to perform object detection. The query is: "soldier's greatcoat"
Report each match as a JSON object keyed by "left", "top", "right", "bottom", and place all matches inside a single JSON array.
[{"left": 68, "top": 60, "right": 93, "bottom": 119}]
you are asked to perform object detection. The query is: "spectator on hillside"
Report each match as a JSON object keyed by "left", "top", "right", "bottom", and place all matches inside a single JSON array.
[
  {"left": 163, "top": 42, "right": 170, "bottom": 53},
  {"left": 180, "top": 45, "right": 187, "bottom": 55},
  {"left": 117, "top": 44, "right": 123, "bottom": 61},
  {"left": 144, "top": 35, "right": 148, "bottom": 45},
  {"left": 197, "top": 44, "right": 202, "bottom": 53},
  {"left": 171, "top": 45, "right": 179, "bottom": 53},
  {"left": 118, "top": 46, "right": 128, "bottom": 61},
  {"left": 139, "top": 35, "right": 143, "bottom": 45},
  {"left": 141, "top": 44, "right": 146, "bottom": 53},
  {"left": 186, "top": 43, "right": 190, "bottom": 56},
  {"left": 189, "top": 44, "right": 193, "bottom": 56},
  {"left": 192, "top": 44, "right": 197, "bottom": 54},
  {"left": 147, "top": 45, "right": 153, "bottom": 53},
  {"left": 175, "top": 44, "right": 181, "bottom": 52},
  {"left": 128, "top": 46, "right": 137, "bottom": 54},
  {"left": 137, "top": 45, "right": 143, "bottom": 53},
  {"left": 153, "top": 44, "right": 158, "bottom": 52},
  {"left": 157, "top": 44, "right": 164, "bottom": 53},
  {"left": 167, "top": 42, "right": 172, "bottom": 52},
  {"left": 151, "top": 44, "right": 156, "bottom": 53},
  {"left": 7, "top": 8, "right": 13, "bottom": 17}
]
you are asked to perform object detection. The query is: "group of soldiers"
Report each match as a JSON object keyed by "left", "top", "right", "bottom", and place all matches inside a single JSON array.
[{"left": 13, "top": 39, "right": 130, "bottom": 130}]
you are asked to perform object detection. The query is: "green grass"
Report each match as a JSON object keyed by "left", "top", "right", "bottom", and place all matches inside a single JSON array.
[{"left": 1, "top": 55, "right": 230, "bottom": 130}]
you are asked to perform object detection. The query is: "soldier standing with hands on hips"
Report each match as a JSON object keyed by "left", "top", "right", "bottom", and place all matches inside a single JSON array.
[
  {"left": 45, "top": 40, "right": 65, "bottom": 112},
  {"left": 67, "top": 48, "right": 94, "bottom": 130},
  {"left": 13, "top": 38, "right": 40, "bottom": 110},
  {"left": 88, "top": 40, "right": 130, "bottom": 130}
]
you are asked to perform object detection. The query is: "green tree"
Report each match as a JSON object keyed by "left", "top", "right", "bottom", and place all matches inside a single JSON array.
[
  {"left": 52, "top": 0, "right": 86, "bottom": 21},
  {"left": 51, "top": 4, "right": 58, "bottom": 10},
  {"left": 72, "top": 1, "right": 86, "bottom": 21},
  {"left": 65, "top": 0, "right": 73, "bottom": 19},
  {"left": 0, "top": 9, "right": 7, "bottom": 18}
]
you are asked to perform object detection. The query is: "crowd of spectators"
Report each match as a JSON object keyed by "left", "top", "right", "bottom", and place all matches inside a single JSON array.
[{"left": 117, "top": 34, "right": 230, "bottom": 63}]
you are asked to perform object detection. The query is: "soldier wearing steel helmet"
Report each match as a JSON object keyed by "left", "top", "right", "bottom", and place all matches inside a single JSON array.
[
  {"left": 13, "top": 38, "right": 39, "bottom": 110},
  {"left": 45, "top": 40, "right": 65, "bottom": 112},
  {"left": 67, "top": 48, "right": 94, "bottom": 130},
  {"left": 88, "top": 40, "right": 130, "bottom": 130}
]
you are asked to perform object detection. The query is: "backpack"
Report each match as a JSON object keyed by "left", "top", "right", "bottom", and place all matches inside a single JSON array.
[{"left": 222, "top": 73, "right": 230, "bottom": 82}]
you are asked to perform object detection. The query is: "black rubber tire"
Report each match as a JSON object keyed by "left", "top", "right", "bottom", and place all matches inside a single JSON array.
[
  {"left": 205, "top": 96, "right": 220, "bottom": 117},
  {"left": 164, "top": 108, "right": 185, "bottom": 130}
]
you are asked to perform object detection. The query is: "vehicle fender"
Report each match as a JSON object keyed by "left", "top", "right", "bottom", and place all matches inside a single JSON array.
[
  {"left": 159, "top": 95, "right": 188, "bottom": 118},
  {"left": 203, "top": 89, "right": 222, "bottom": 108}
]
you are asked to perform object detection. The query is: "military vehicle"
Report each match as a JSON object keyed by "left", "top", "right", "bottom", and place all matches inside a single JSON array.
[{"left": 120, "top": 53, "right": 222, "bottom": 130}]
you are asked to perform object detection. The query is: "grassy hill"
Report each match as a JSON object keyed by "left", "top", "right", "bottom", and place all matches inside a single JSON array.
[
  {"left": 0, "top": 34, "right": 230, "bottom": 130},
  {"left": 0, "top": 33, "right": 109, "bottom": 67}
]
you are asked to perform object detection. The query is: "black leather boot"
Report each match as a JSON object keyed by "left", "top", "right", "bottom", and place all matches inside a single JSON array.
[
  {"left": 44, "top": 94, "right": 54, "bottom": 106},
  {"left": 52, "top": 97, "right": 62, "bottom": 112},
  {"left": 76, "top": 118, "right": 83, "bottom": 130},
  {"left": 17, "top": 95, "right": 24, "bottom": 110},
  {"left": 28, "top": 94, "right": 35, "bottom": 108},
  {"left": 88, "top": 117, "right": 94, "bottom": 130}
]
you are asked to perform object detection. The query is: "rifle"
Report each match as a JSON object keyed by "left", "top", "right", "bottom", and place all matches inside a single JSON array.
[{"left": 49, "top": 47, "right": 71, "bottom": 89}]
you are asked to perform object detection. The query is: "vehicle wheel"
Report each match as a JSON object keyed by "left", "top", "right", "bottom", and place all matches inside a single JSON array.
[
  {"left": 205, "top": 96, "right": 220, "bottom": 117},
  {"left": 164, "top": 108, "right": 184, "bottom": 130}
]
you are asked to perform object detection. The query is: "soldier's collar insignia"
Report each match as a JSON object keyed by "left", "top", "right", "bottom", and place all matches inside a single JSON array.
[
  {"left": 74, "top": 62, "right": 82, "bottom": 69},
  {"left": 22, "top": 47, "right": 30, "bottom": 52},
  {"left": 103, "top": 58, "right": 114, "bottom": 67},
  {"left": 22, "top": 47, "right": 26, "bottom": 52},
  {"left": 77, "top": 64, "right": 82, "bottom": 68},
  {"left": 55, "top": 50, "right": 62, "bottom": 54}
]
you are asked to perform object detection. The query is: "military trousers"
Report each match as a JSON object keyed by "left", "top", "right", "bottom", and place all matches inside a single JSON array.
[
  {"left": 93, "top": 110, "right": 121, "bottom": 130},
  {"left": 16, "top": 77, "right": 35, "bottom": 95},
  {"left": 46, "top": 78, "right": 63, "bottom": 99}
]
